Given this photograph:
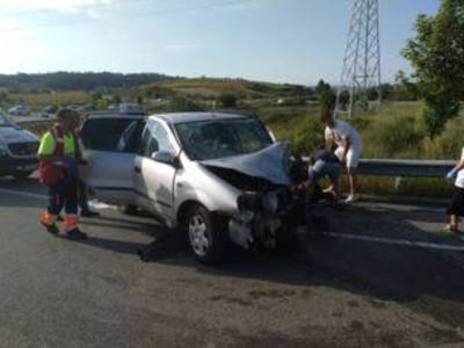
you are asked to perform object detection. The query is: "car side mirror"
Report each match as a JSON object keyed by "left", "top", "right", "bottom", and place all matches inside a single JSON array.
[{"left": 151, "top": 151, "right": 177, "bottom": 166}]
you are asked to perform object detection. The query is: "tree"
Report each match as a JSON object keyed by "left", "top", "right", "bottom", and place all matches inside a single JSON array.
[
  {"left": 315, "top": 79, "right": 336, "bottom": 110},
  {"left": 393, "top": 71, "right": 420, "bottom": 101},
  {"left": 218, "top": 93, "right": 237, "bottom": 108},
  {"left": 402, "top": 0, "right": 464, "bottom": 137}
]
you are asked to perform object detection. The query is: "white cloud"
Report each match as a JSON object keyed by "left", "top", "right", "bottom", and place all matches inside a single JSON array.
[{"left": 1, "top": 0, "right": 113, "bottom": 12}]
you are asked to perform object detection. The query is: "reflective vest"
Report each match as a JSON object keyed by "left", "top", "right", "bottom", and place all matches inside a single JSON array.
[{"left": 38, "top": 125, "right": 70, "bottom": 186}]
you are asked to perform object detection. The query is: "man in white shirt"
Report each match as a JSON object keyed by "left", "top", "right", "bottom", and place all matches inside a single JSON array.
[{"left": 322, "top": 109, "right": 363, "bottom": 203}]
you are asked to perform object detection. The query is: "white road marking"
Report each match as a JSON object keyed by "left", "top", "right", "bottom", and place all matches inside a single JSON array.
[
  {"left": 0, "top": 188, "right": 48, "bottom": 200},
  {"left": 0, "top": 188, "right": 116, "bottom": 210},
  {"left": 323, "top": 232, "right": 464, "bottom": 252},
  {"left": 1, "top": 187, "right": 464, "bottom": 252}
]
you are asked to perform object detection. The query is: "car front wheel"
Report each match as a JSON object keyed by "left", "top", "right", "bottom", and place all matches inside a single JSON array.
[{"left": 186, "top": 205, "right": 225, "bottom": 264}]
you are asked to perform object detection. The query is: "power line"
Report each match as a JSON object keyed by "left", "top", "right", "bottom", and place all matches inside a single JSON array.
[{"left": 0, "top": 0, "right": 259, "bottom": 33}]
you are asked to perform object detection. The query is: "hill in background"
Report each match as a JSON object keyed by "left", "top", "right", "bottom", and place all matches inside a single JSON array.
[{"left": 0, "top": 72, "right": 174, "bottom": 93}]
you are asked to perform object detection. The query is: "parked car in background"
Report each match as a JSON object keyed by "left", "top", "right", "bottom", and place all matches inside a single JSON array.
[
  {"left": 41, "top": 105, "right": 57, "bottom": 118},
  {"left": 8, "top": 105, "right": 30, "bottom": 117},
  {"left": 119, "top": 103, "right": 143, "bottom": 115},
  {"left": 80, "top": 112, "right": 307, "bottom": 264},
  {"left": 0, "top": 113, "right": 39, "bottom": 179}
]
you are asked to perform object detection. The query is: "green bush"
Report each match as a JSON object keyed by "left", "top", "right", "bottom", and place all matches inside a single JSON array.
[
  {"left": 362, "top": 115, "right": 424, "bottom": 158},
  {"left": 166, "top": 96, "right": 205, "bottom": 112},
  {"left": 426, "top": 117, "right": 464, "bottom": 159},
  {"left": 285, "top": 117, "right": 324, "bottom": 156}
]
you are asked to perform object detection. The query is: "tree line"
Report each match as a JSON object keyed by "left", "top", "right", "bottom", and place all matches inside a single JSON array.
[{"left": 0, "top": 72, "right": 174, "bottom": 93}]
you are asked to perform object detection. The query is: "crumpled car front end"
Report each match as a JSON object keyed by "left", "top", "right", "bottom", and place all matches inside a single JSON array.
[{"left": 201, "top": 142, "right": 307, "bottom": 250}]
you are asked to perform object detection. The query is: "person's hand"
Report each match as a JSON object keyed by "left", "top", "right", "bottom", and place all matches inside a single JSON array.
[{"left": 446, "top": 169, "right": 458, "bottom": 180}]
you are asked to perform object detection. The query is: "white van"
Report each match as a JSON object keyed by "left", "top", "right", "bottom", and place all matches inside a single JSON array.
[{"left": 0, "top": 113, "right": 40, "bottom": 179}]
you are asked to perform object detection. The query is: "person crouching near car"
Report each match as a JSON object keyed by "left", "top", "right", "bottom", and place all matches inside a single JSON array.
[
  {"left": 445, "top": 146, "right": 464, "bottom": 234},
  {"left": 321, "top": 109, "right": 362, "bottom": 203},
  {"left": 307, "top": 147, "right": 341, "bottom": 204},
  {"left": 37, "top": 108, "right": 87, "bottom": 240}
]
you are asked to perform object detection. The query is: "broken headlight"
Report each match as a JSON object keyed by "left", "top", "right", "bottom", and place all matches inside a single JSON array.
[
  {"left": 262, "top": 192, "right": 279, "bottom": 214},
  {"left": 237, "top": 192, "right": 262, "bottom": 212},
  {"left": 237, "top": 191, "right": 279, "bottom": 215}
]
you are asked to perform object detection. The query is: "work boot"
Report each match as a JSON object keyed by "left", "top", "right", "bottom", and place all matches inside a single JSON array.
[
  {"left": 40, "top": 211, "right": 59, "bottom": 235},
  {"left": 67, "top": 228, "right": 88, "bottom": 241},
  {"left": 40, "top": 221, "right": 59, "bottom": 235},
  {"left": 80, "top": 209, "right": 100, "bottom": 218}
]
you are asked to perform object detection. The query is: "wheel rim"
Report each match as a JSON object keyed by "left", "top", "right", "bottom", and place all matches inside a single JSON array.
[{"left": 188, "top": 214, "right": 209, "bottom": 257}]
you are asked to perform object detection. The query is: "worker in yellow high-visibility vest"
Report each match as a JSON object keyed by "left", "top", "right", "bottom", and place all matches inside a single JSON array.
[{"left": 37, "top": 108, "right": 87, "bottom": 240}]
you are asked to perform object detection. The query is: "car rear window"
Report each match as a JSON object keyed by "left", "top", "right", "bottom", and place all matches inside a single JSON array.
[{"left": 80, "top": 118, "right": 136, "bottom": 151}]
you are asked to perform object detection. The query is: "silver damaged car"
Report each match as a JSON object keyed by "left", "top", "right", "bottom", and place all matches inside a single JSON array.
[{"left": 80, "top": 112, "right": 307, "bottom": 263}]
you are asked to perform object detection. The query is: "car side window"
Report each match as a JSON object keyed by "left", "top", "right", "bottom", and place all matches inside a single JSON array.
[
  {"left": 117, "top": 120, "right": 146, "bottom": 153},
  {"left": 81, "top": 118, "right": 136, "bottom": 152},
  {"left": 141, "top": 121, "right": 174, "bottom": 158}
]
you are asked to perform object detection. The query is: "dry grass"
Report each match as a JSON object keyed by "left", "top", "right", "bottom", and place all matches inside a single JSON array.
[{"left": 10, "top": 91, "right": 91, "bottom": 109}]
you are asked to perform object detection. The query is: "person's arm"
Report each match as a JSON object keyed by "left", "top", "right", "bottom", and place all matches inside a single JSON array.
[
  {"left": 324, "top": 127, "right": 334, "bottom": 152},
  {"left": 447, "top": 157, "right": 464, "bottom": 179}
]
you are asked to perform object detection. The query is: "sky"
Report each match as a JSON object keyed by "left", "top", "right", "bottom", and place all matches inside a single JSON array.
[{"left": 0, "top": 0, "right": 440, "bottom": 85}]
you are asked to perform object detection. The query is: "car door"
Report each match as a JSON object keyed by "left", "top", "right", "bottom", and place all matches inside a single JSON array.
[
  {"left": 134, "top": 119, "right": 179, "bottom": 222},
  {"left": 80, "top": 117, "right": 144, "bottom": 205}
]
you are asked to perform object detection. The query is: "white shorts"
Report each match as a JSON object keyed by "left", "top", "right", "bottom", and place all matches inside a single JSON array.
[{"left": 335, "top": 146, "right": 361, "bottom": 169}]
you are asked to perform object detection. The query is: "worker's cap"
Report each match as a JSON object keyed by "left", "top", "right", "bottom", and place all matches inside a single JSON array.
[{"left": 55, "top": 108, "right": 80, "bottom": 120}]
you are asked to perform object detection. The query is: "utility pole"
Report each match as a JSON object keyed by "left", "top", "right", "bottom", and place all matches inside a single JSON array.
[{"left": 335, "top": 0, "right": 382, "bottom": 118}]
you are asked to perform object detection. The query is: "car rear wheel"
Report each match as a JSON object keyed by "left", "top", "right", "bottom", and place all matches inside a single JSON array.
[{"left": 186, "top": 205, "right": 225, "bottom": 264}]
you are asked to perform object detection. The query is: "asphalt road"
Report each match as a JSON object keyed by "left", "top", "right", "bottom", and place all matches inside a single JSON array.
[{"left": 1, "top": 177, "right": 464, "bottom": 347}]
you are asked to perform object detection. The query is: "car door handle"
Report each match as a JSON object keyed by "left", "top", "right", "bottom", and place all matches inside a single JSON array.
[{"left": 134, "top": 166, "right": 141, "bottom": 174}]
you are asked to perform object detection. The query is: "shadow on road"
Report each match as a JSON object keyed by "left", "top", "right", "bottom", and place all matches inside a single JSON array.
[{"left": 69, "top": 204, "right": 464, "bottom": 316}]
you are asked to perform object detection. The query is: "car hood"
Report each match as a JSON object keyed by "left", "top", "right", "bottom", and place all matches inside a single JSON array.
[
  {"left": 200, "top": 142, "right": 291, "bottom": 186},
  {"left": 0, "top": 127, "right": 39, "bottom": 144}
]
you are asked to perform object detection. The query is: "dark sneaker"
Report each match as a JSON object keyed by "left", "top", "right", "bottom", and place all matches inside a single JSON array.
[
  {"left": 67, "top": 228, "right": 88, "bottom": 241},
  {"left": 56, "top": 215, "right": 64, "bottom": 222},
  {"left": 40, "top": 221, "right": 59, "bottom": 235},
  {"left": 80, "top": 210, "right": 100, "bottom": 218}
]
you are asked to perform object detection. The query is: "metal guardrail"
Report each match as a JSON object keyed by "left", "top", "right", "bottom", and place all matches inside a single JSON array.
[{"left": 357, "top": 159, "right": 455, "bottom": 178}]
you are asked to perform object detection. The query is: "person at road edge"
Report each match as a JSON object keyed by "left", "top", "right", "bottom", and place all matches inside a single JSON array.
[
  {"left": 37, "top": 108, "right": 87, "bottom": 240},
  {"left": 321, "top": 109, "right": 363, "bottom": 203},
  {"left": 445, "top": 146, "right": 464, "bottom": 233}
]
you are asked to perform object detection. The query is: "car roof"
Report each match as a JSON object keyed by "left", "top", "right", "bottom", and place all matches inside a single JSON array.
[
  {"left": 86, "top": 112, "right": 146, "bottom": 120},
  {"left": 152, "top": 112, "right": 249, "bottom": 125}
]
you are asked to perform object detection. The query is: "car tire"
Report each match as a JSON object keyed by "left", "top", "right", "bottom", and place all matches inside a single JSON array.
[
  {"left": 13, "top": 172, "right": 32, "bottom": 180},
  {"left": 185, "top": 205, "right": 225, "bottom": 265}
]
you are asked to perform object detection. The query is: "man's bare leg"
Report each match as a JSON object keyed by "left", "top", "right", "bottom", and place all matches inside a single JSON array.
[{"left": 345, "top": 168, "right": 358, "bottom": 203}]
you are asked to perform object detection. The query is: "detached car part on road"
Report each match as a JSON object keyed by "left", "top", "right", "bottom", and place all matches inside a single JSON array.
[
  {"left": 0, "top": 113, "right": 39, "bottom": 179},
  {"left": 80, "top": 112, "right": 308, "bottom": 264}
]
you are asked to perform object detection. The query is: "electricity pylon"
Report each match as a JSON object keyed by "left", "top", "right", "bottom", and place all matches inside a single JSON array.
[{"left": 335, "top": 0, "right": 382, "bottom": 118}]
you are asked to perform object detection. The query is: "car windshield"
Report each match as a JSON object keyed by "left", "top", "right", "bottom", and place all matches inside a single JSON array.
[
  {"left": 175, "top": 117, "right": 273, "bottom": 160},
  {"left": 0, "top": 114, "right": 13, "bottom": 127}
]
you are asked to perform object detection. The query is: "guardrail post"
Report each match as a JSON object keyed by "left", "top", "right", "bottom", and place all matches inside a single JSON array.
[{"left": 394, "top": 177, "right": 403, "bottom": 193}]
